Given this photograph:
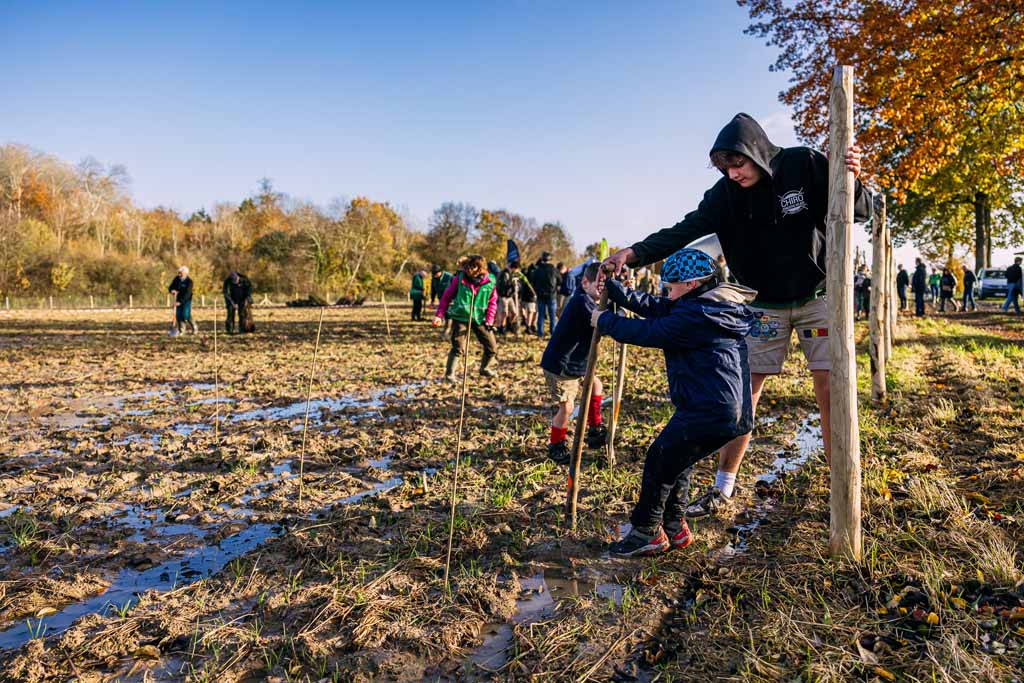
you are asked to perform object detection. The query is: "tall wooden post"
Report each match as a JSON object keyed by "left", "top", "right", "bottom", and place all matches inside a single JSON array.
[
  {"left": 605, "top": 342, "right": 628, "bottom": 467},
  {"left": 869, "top": 194, "right": 887, "bottom": 404},
  {"left": 886, "top": 237, "right": 895, "bottom": 357},
  {"left": 827, "top": 65, "right": 862, "bottom": 562}
]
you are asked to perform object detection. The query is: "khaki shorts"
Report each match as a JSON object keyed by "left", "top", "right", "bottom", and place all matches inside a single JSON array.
[
  {"left": 544, "top": 369, "right": 581, "bottom": 404},
  {"left": 522, "top": 301, "right": 537, "bottom": 313},
  {"left": 747, "top": 296, "right": 830, "bottom": 374}
]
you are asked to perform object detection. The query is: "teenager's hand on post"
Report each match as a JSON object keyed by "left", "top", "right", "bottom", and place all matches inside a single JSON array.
[
  {"left": 432, "top": 316, "right": 443, "bottom": 327},
  {"left": 590, "top": 309, "right": 603, "bottom": 328},
  {"left": 845, "top": 145, "right": 862, "bottom": 178},
  {"left": 603, "top": 248, "right": 634, "bottom": 276}
]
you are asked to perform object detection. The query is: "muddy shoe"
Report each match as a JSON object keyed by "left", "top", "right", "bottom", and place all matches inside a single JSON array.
[
  {"left": 547, "top": 441, "right": 570, "bottom": 465},
  {"left": 444, "top": 351, "right": 459, "bottom": 383},
  {"left": 684, "top": 487, "right": 734, "bottom": 518},
  {"left": 609, "top": 526, "right": 669, "bottom": 557},
  {"left": 480, "top": 356, "right": 497, "bottom": 378},
  {"left": 585, "top": 423, "right": 608, "bottom": 448},
  {"left": 664, "top": 520, "right": 694, "bottom": 549}
]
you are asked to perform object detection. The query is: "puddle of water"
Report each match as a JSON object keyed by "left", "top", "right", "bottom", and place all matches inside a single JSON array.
[
  {"left": 229, "top": 382, "right": 429, "bottom": 425},
  {"left": 0, "top": 523, "right": 280, "bottom": 650},
  {"left": 469, "top": 569, "right": 624, "bottom": 674},
  {"left": 172, "top": 423, "right": 211, "bottom": 437},
  {"left": 724, "top": 413, "right": 822, "bottom": 557}
]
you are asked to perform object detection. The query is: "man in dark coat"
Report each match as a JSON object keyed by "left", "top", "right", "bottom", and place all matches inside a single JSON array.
[
  {"left": 961, "top": 265, "right": 977, "bottom": 312},
  {"left": 530, "top": 251, "right": 561, "bottom": 339},
  {"left": 911, "top": 258, "right": 928, "bottom": 317},
  {"left": 223, "top": 272, "right": 254, "bottom": 334},
  {"left": 604, "top": 112, "right": 870, "bottom": 516},
  {"left": 896, "top": 264, "right": 910, "bottom": 311}
]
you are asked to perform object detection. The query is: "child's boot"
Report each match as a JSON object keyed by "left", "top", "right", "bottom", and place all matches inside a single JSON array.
[
  {"left": 547, "top": 440, "right": 570, "bottom": 465},
  {"left": 663, "top": 519, "right": 694, "bottom": 549},
  {"left": 585, "top": 423, "right": 608, "bottom": 448},
  {"left": 479, "top": 354, "right": 497, "bottom": 378},
  {"left": 444, "top": 351, "right": 459, "bottom": 383},
  {"left": 609, "top": 525, "right": 669, "bottom": 557}
]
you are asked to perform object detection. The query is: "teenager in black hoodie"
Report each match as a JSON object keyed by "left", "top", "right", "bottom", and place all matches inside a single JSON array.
[{"left": 604, "top": 113, "right": 871, "bottom": 516}]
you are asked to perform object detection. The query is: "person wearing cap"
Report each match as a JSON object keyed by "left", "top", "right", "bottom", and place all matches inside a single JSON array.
[
  {"left": 603, "top": 113, "right": 870, "bottom": 517},
  {"left": 530, "top": 251, "right": 561, "bottom": 339},
  {"left": 168, "top": 266, "right": 197, "bottom": 335},
  {"left": 592, "top": 248, "right": 757, "bottom": 556}
]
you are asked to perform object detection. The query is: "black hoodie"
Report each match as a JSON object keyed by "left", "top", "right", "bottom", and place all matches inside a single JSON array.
[{"left": 629, "top": 113, "right": 872, "bottom": 305}]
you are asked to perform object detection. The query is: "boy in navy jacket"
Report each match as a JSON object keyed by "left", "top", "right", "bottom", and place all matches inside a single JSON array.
[
  {"left": 592, "top": 248, "right": 757, "bottom": 556},
  {"left": 540, "top": 262, "right": 606, "bottom": 464}
]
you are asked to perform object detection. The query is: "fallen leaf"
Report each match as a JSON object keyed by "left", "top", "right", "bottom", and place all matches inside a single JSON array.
[
  {"left": 926, "top": 612, "right": 939, "bottom": 625},
  {"left": 873, "top": 665, "right": 896, "bottom": 681},
  {"left": 35, "top": 607, "right": 57, "bottom": 618},
  {"left": 133, "top": 645, "right": 160, "bottom": 660}
]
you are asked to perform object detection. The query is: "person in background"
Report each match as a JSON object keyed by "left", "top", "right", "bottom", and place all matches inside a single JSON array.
[
  {"left": 168, "top": 266, "right": 197, "bottom": 335},
  {"left": 854, "top": 263, "right": 871, "bottom": 320},
  {"left": 938, "top": 267, "right": 959, "bottom": 312},
  {"left": 961, "top": 265, "right": 977, "bottom": 312},
  {"left": 430, "top": 265, "right": 449, "bottom": 306},
  {"left": 433, "top": 255, "right": 499, "bottom": 381},
  {"left": 540, "top": 262, "right": 607, "bottom": 465},
  {"left": 912, "top": 258, "right": 928, "bottom": 317},
  {"left": 409, "top": 269, "right": 426, "bottom": 321},
  {"left": 223, "top": 271, "right": 254, "bottom": 334},
  {"left": 928, "top": 268, "right": 941, "bottom": 305},
  {"left": 896, "top": 264, "right": 909, "bottom": 311},
  {"left": 531, "top": 252, "right": 561, "bottom": 339},
  {"left": 1003, "top": 256, "right": 1022, "bottom": 314},
  {"left": 556, "top": 262, "right": 573, "bottom": 315},
  {"left": 519, "top": 263, "right": 538, "bottom": 334}
]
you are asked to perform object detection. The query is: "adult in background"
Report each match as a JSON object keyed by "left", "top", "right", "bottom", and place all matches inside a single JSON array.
[
  {"left": 409, "top": 269, "right": 426, "bottom": 321},
  {"left": 603, "top": 112, "right": 870, "bottom": 516},
  {"left": 223, "top": 271, "right": 254, "bottom": 334},
  {"left": 938, "top": 267, "right": 959, "bottom": 312},
  {"left": 854, "top": 263, "right": 871, "bottom": 320},
  {"left": 928, "top": 268, "right": 941, "bottom": 305},
  {"left": 1003, "top": 256, "right": 1022, "bottom": 314},
  {"left": 531, "top": 252, "right": 561, "bottom": 339},
  {"left": 912, "top": 258, "right": 928, "bottom": 317},
  {"left": 961, "top": 265, "right": 977, "bottom": 312},
  {"left": 896, "top": 264, "right": 909, "bottom": 311},
  {"left": 520, "top": 263, "right": 538, "bottom": 334},
  {"left": 430, "top": 265, "right": 447, "bottom": 306},
  {"left": 168, "top": 266, "right": 197, "bottom": 335}
]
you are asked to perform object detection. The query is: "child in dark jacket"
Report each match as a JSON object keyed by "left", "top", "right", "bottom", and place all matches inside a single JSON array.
[
  {"left": 592, "top": 248, "right": 757, "bottom": 556},
  {"left": 434, "top": 255, "right": 499, "bottom": 382},
  {"left": 539, "top": 263, "right": 606, "bottom": 465}
]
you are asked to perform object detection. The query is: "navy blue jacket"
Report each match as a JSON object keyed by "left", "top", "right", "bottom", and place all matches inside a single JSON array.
[
  {"left": 596, "top": 279, "right": 757, "bottom": 439},
  {"left": 540, "top": 288, "right": 598, "bottom": 378}
]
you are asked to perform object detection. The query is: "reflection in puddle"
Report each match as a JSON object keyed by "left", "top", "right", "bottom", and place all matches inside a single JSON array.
[{"left": 229, "top": 382, "right": 429, "bottom": 425}]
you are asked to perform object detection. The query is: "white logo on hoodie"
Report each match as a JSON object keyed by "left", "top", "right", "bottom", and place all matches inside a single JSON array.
[{"left": 779, "top": 189, "right": 808, "bottom": 216}]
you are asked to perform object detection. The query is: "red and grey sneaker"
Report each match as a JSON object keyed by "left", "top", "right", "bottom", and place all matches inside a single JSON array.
[
  {"left": 609, "top": 526, "right": 670, "bottom": 557},
  {"left": 664, "top": 520, "right": 694, "bottom": 549}
]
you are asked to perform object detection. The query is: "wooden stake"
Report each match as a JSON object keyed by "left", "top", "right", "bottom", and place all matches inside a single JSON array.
[
  {"left": 381, "top": 291, "right": 392, "bottom": 345},
  {"left": 298, "top": 306, "right": 326, "bottom": 505},
  {"left": 213, "top": 299, "right": 220, "bottom": 441},
  {"left": 566, "top": 265, "right": 613, "bottom": 530},
  {"left": 606, "top": 341, "right": 628, "bottom": 467},
  {"left": 444, "top": 291, "right": 478, "bottom": 589},
  {"left": 869, "top": 194, "right": 887, "bottom": 404},
  {"left": 886, "top": 234, "right": 896, "bottom": 358},
  {"left": 826, "top": 64, "right": 862, "bottom": 562}
]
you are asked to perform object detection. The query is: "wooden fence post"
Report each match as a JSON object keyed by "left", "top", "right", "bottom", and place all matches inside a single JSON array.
[
  {"left": 869, "top": 194, "right": 887, "bottom": 404},
  {"left": 49, "top": 295, "right": 53, "bottom": 310},
  {"left": 129, "top": 294, "right": 133, "bottom": 310},
  {"left": 886, "top": 236, "right": 895, "bottom": 357},
  {"left": 827, "top": 65, "right": 862, "bottom": 562},
  {"left": 605, "top": 342, "right": 628, "bottom": 467}
]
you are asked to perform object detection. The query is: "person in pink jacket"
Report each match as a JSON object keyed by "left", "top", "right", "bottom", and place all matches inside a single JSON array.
[{"left": 433, "top": 254, "right": 499, "bottom": 382}]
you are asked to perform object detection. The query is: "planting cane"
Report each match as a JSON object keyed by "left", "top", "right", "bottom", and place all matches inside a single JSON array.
[{"left": 298, "top": 306, "right": 326, "bottom": 505}]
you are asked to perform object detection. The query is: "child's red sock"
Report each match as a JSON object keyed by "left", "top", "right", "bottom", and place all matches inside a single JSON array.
[
  {"left": 550, "top": 426, "right": 568, "bottom": 445},
  {"left": 588, "top": 395, "right": 603, "bottom": 426}
]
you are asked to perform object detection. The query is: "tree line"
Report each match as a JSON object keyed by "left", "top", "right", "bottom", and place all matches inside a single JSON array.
[{"left": 0, "top": 145, "right": 577, "bottom": 300}]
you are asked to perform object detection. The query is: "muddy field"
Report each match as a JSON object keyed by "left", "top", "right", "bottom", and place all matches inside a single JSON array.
[{"left": 0, "top": 303, "right": 1021, "bottom": 682}]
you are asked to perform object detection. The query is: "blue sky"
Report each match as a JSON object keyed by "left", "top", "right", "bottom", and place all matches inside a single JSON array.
[{"left": 3, "top": 1, "right": 1011, "bottom": 266}]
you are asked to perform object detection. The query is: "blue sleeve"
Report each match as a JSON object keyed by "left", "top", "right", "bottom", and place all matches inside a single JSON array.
[
  {"left": 597, "top": 305, "right": 709, "bottom": 350},
  {"left": 604, "top": 279, "right": 671, "bottom": 319}
]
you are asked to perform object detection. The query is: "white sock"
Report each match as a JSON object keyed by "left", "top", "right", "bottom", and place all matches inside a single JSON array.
[{"left": 715, "top": 470, "right": 737, "bottom": 498}]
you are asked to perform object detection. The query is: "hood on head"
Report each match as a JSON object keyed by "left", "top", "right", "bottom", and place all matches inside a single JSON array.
[{"left": 710, "top": 113, "right": 782, "bottom": 178}]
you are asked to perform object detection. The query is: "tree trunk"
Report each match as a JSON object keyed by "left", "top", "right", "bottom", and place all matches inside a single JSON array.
[
  {"left": 984, "top": 200, "right": 992, "bottom": 268},
  {"left": 974, "top": 191, "right": 987, "bottom": 271}
]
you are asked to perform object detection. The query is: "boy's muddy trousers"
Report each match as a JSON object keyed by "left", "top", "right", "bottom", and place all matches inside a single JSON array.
[{"left": 630, "top": 415, "right": 731, "bottom": 532}]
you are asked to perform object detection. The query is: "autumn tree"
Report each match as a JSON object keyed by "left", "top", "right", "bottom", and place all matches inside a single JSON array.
[
  {"left": 420, "top": 201, "right": 477, "bottom": 269},
  {"left": 474, "top": 210, "right": 510, "bottom": 264},
  {"left": 739, "top": 0, "right": 1024, "bottom": 268}
]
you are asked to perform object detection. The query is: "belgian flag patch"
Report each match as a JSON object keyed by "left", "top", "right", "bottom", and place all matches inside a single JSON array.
[{"left": 802, "top": 328, "right": 828, "bottom": 338}]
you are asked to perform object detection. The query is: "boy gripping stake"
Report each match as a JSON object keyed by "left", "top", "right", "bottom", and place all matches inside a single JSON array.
[
  {"left": 540, "top": 263, "right": 607, "bottom": 465},
  {"left": 593, "top": 248, "right": 757, "bottom": 557}
]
